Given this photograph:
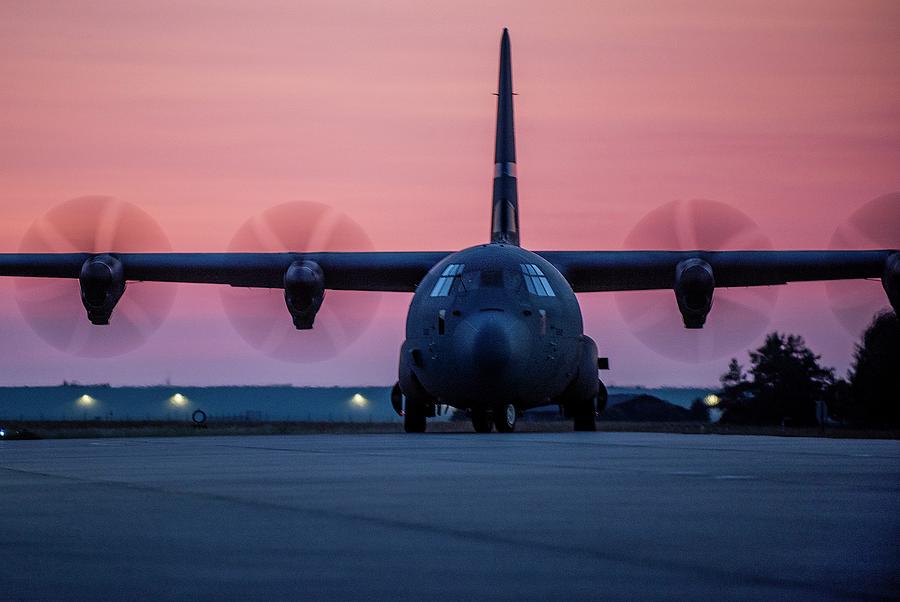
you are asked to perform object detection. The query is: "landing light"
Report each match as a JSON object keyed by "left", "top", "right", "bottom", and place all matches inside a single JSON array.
[
  {"left": 169, "top": 393, "right": 188, "bottom": 407},
  {"left": 77, "top": 394, "right": 96, "bottom": 407},
  {"left": 351, "top": 393, "right": 368, "bottom": 407},
  {"left": 703, "top": 394, "right": 720, "bottom": 407}
]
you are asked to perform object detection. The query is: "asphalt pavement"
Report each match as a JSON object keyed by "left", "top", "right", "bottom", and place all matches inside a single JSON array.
[{"left": 1, "top": 432, "right": 897, "bottom": 600}]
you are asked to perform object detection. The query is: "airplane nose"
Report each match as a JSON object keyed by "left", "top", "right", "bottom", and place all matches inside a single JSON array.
[
  {"left": 467, "top": 314, "right": 512, "bottom": 375},
  {"left": 452, "top": 311, "right": 529, "bottom": 391}
]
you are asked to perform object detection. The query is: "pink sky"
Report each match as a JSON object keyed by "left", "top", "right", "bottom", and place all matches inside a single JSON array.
[{"left": 1, "top": 0, "right": 898, "bottom": 386}]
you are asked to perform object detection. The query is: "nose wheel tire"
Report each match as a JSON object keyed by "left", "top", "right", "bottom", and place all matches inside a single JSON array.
[
  {"left": 494, "top": 403, "right": 517, "bottom": 433},
  {"left": 472, "top": 411, "right": 493, "bottom": 433}
]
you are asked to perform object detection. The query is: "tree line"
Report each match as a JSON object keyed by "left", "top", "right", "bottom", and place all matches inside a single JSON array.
[{"left": 716, "top": 310, "right": 899, "bottom": 427}]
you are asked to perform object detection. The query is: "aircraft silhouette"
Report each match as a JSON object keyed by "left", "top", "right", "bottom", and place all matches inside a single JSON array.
[{"left": 2, "top": 29, "right": 897, "bottom": 432}]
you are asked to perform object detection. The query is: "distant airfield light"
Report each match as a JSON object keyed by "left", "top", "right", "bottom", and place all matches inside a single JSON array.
[
  {"left": 351, "top": 393, "right": 368, "bottom": 407},
  {"left": 77, "top": 394, "right": 96, "bottom": 407},
  {"left": 169, "top": 393, "right": 189, "bottom": 407},
  {"left": 703, "top": 394, "right": 720, "bottom": 407}
]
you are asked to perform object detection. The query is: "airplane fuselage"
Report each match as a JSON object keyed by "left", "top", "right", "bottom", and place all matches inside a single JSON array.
[{"left": 399, "top": 244, "right": 601, "bottom": 429}]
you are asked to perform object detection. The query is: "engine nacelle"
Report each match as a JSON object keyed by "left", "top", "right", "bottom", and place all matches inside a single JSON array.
[
  {"left": 283, "top": 260, "right": 325, "bottom": 329},
  {"left": 79, "top": 255, "right": 125, "bottom": 325},
  {"left": 674, "top": 258, "right": 714, "bottom": 328},
  {"left": 884, "top": 253, "right": 900, "bottom": 316}
]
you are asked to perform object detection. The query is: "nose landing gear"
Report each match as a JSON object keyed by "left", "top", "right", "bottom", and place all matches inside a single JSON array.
[
  {"left": 471, "top": 403, "right": 518, "bottom": 433},
  {"left": 472, "top": 410, "right": 493, "bottom": 433},
  {"left": 495, "top": 403, "right": 517, "bottom": 432}
]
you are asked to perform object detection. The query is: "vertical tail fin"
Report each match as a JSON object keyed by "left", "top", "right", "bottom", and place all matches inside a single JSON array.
[{"left": 491, "top": 28, "right": 520, "bottom": 246}]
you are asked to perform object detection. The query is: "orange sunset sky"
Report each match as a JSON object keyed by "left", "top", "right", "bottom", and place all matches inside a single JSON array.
[{"left": 1, "top": 1, "right": 898, "bottom": 386}]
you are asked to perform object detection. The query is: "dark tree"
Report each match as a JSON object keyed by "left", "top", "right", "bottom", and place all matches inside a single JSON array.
[
  {"left": 849, "top": 311, "right": 900, "bottom": 426},
  {"left": 719, "top": 358, "right": 750, "bottom": 403},
  {"left": 719, "top": 358, "right": 759, "bottom": 424},
  {"left": 688, "top": 398, "right": 710, "bottom": 422},
  {"left": 719, "top": 333, "right": 834, "bottom": 426},
  {"left": 716, "top": 358, "right": 754, "bottom": 423}
]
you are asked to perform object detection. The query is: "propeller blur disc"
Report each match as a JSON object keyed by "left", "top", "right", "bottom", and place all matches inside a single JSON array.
[
  {"left": 14, "top": 196, "right": 175, "bottom": 357},
  {"left": 826, "top": 192, "right": 900, "bottom": 336},
  {"left": 220, "top": 201, "right": 380, "bottom": 362},
  {"left": 615, "top": 199, "right": 778, "bottom": 362}
]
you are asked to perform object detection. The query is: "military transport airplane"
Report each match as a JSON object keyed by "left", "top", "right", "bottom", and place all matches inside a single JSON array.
[{"left": 1, "top": 29, "right": 897, "bottom": 433}]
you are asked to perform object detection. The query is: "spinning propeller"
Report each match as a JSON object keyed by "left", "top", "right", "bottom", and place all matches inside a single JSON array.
[
  {"left": 220, "top": 201, "right": 380, "bottom": 362},
  {"left": 14, "top": 196, "right": 175, "bottom": 357},
  {"left": 826, "top": 192, "right": 900, "bottom": 336},
  {"left": 615, "top": 199, "right": 778, "bottom": 362}
]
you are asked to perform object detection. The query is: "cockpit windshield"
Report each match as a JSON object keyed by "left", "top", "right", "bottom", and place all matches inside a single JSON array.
[
  {"left": 430, "top": 262, "right": 556, "bottom": 297},
  {"left": 456, "top": 268, "right": 521, "bottom": 292},
  {"left": 429, "top": 263, "right": 464, "bottom": 297},
  {"left": 520, "top": 264, "right": 556, "bottom": 296}
]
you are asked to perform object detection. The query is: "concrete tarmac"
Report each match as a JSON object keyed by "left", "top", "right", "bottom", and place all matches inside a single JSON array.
[{"left": 1, "top": 433, "right": 898, "bottom": 600}]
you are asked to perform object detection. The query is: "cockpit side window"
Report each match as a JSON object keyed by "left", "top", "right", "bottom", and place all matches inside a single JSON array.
[
  {"left": 521, "top": 264, "right": 556, "bottom": 297},
  {"left": 430, "top": 263, "right": 464, "bottom": 297}
]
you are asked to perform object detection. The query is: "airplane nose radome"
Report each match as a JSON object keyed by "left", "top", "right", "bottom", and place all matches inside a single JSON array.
[
  {"left": 454, "top": 312, "right": 528, "bottom": 382},
  {"left": 470, "top": 316, "right": 511, "bottom": 375}
]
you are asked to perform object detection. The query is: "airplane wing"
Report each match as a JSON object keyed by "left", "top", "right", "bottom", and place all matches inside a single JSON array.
[
  {"left": 539, "top": 249, "right": 900, "bottom": 328},
  {"left": 0, "top": 252, "right": 451, "bottom": 291},
  {"left": 1, "top": 249, "right": 897, "bottom": 330},
  {"left": 2, "top": 249, "right": 894, "bottom": 291},
  {"left": 539, "top": 250, "right": 898, "bottom": 292},
  {"left": 540, "top": 249, "right": 900, "bottom": 328},
  {"left": 0, "top": 251, "right": 451, "bottom": 329}
]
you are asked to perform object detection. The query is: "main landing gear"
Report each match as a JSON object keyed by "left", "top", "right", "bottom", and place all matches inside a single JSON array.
[
  {"left": 569, "top": 381, "right": 608, "bottom": 432},
  {"left": 404, "top": 401, "right": 427, "bottom": 433},
  {"left": 572, "top": 397, "right": 597, "bottom": 432},
  {"left": 394, "top": 381, "right": 433, "bottom": 433}
]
